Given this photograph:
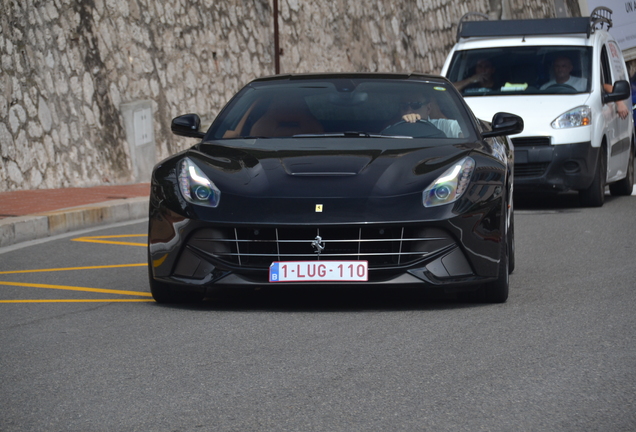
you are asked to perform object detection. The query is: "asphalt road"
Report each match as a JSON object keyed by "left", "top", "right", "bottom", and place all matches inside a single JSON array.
[{"left": 1, "top": 192, "right": 635, "bottom": 432}]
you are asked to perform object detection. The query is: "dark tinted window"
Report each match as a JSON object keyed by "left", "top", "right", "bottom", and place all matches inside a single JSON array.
[
  {"left": 600, "top": 45, "right": 612, "bottom": 86},
  {"left": 446, "top": 46, "right": 593, "bottom": 96},
  {"left": 207, "top": 79, "right": 475, "bottom": 140}
]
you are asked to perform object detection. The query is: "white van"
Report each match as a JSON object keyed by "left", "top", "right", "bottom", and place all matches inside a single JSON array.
[{"left": 441, "top": 8, "right": 634, "bottom": 206}]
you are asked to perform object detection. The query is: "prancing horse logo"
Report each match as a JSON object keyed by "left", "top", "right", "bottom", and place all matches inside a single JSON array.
[{"left": 311, "top": 235, "right": 325, "bottom": 255}]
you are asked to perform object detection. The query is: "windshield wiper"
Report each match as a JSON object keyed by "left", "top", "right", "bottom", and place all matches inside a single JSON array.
[
  {"left": 292, "top": 131, "right": 411, "bottom": 139},
  {"left": 343, "top": 131, "right": 372, "bottom": 137},
  {"left": 235, "top": 132, "right": 413, "bottom": 139}
]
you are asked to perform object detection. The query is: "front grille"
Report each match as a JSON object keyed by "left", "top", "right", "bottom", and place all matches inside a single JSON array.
[
  {"left": 187, "top": 226, "right": 455, "bottom": 270},
  {"left": 515, "top": 162, "right": 549, "bottom": 178},
  {"left": 512, "top": 137, "right": 550, "bottom": 147}
]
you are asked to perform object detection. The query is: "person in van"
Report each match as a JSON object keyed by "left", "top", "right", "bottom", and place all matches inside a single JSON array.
[
  {"left": 453, "top": 58, "right": 498, "bottom": 92},
  {"left": 539, "top": 56, "right": 628, "bottom": 118},
  {"left": 540, "top": 56, "right": 587, "bottom": 91},
  {"left": 606, "top": 82, "right": 630, "bottom": 119}
]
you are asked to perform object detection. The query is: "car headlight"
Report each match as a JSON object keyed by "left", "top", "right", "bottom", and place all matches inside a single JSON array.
[
  {"left": 178, "top": 157, "right": 221, "bottom": 207},
  {"left": 551, "top": 105, "right": 591, "bottom": 129},
  {"left": 423, "top": 157, "right": 475, "bottom": 207}
]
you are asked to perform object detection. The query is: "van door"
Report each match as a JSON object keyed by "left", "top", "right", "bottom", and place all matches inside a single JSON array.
[{"left": 601, "top": 41, "right": 630, "bottom": 180}]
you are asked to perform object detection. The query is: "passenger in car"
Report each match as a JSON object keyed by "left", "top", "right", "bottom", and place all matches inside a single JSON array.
[{"left": 249, "top": 96, "right": 324, "bottom": 137}]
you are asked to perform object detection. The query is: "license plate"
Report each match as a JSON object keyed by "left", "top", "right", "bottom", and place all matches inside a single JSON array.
[{"left": 269, "top": 261, "right": 368, "bottom": 283}]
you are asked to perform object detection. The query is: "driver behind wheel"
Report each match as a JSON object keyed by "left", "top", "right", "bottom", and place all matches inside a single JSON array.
[
  {"left": 531, "top": 55, "right": 626, "bottom": 118},
  {"left": 540, "top": 56, "right": 587, "bottom": 91},
  {"left": 399, "top": 92, "right": 463, "bottom": 138}
]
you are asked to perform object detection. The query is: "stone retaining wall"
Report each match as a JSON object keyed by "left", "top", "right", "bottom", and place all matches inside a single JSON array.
[{"left": 1, "top": 0, "right": 571, "bottom": 191}]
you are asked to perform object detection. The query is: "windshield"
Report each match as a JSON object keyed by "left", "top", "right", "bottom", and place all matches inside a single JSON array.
[
  {"left": 207, "top": 79, "right": 475, "bottom": 140},
  {"left": 446, "top": 46, "right": 592, "bottom": 96}
]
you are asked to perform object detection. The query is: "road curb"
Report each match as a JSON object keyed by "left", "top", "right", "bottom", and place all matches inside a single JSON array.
[{"left": 0, "top": 197, "right": 149, "bottom": 248}]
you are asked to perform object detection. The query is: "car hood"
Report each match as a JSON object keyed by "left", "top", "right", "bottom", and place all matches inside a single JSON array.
[{"left": 191, "top": 138, "right": 481, "bottom": 199}]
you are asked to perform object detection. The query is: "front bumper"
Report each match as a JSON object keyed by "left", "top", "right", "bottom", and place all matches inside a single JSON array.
[
  {"left": 148, "top": 203, "right": 506, "bottom": 295},
  {"left": 513, "top": 140, "right": 598, "bottom": 192}
]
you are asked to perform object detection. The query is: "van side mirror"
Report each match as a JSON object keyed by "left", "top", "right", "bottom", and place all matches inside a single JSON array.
[
  {"left": 482, "top": 112, "right": 524, "bottom": 137},
  {"left": 171, "top": 114, "right": 205, "bottom": 138},
  {"left": 603, "top": 80, "right": 630, "bottom": 103}
]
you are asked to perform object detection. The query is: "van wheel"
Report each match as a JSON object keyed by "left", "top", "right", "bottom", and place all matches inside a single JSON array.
[
  {"left": 579, "top": 150, "right": 606, "bottom": 207},
  {"left": 609, "top": 144, "right": 634, "bottom": 196}
]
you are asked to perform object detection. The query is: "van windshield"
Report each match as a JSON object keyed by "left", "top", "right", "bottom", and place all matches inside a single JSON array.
[{"left": 446, "top": 46, "right": 592, "bottom": 96}]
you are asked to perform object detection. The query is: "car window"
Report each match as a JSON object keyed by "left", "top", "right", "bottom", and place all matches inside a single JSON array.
[
  {"left": 446, "top": 46, "right": 592, "bottom": 96},
  {"left": 606, "top": 40, "right": 627, "bottom": 82},
  {"left": 207, "top": 79, "right": 475, "bottom": 141},
  {"left": 600, "top": 45, "right": 612, "bottom": 87}
]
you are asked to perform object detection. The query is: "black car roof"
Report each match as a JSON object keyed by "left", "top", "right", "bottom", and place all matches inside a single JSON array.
[{"left": 251, "top": 72, "right": 451, "bottom": 84}]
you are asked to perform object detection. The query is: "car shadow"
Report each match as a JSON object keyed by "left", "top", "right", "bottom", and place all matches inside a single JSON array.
[
  {"left": 514, "top": 190, "right": 618, "bottom": 211},
  {"left": 148, "top": 285, "right": 498, "bottom": 312}
]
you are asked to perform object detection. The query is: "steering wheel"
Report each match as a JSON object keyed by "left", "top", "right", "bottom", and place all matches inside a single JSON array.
[
  {"left": 545, "top": 83, "right": 577, "bottom": 93},
  {"left": 381, "top": 119, "right": 447, "bottom": 138}
]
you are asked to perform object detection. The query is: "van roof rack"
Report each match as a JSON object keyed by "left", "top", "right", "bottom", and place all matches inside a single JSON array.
[{"left": 456, "top": 7, "right": 613, "bottom": 42}]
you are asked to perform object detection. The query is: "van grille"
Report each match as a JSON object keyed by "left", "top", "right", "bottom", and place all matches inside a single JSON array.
[
  {"left": 512, "top": 137, "right": 551, "bottom": 147},
  {"left": 515, "top": 163, "right": 549, "bottom": 178}
]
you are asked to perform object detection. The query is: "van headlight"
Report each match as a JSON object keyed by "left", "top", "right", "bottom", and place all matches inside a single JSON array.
[
  {"left": 178, "top": 157, "right": 221, "bottom": 207},
  {"left": 423, "top": 157, "right": 475, "bottom": 207},
  {"left": 551, "top": 106, "right": 591, "bottom": 128}
]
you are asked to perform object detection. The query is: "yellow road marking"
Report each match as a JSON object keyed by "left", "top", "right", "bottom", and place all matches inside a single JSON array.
[
  {"left": 0, "top": 263, "right": 146, "bottom": 275},
  {"left": 76, "top": 235, "right": 147, "bottom": 238},
  {"left": 0, "top": 281, "right": 152, "bottom": 297},
  {"left": 72, "top": 234, "right": 147, "bottom": 247},
  {"left": 0, "top": 235, "right": 154, "bottom": 302},
  {"left": 0, "top": 299, "right": 154, "bottom": 303}
]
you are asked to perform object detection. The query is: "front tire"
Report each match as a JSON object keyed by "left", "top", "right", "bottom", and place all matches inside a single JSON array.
[
  {"left": 508, "top": 212, "right": 515, "bottom": 275},
  {"left": 609, "top": 143, "right": 634, "bottom": 196},
  {"left": 148, "top": 259, "right": 204, "bottom": 304},
  {"left": 480, "top": 233, "right": 510, "bottom": 303},
  {"left": 579, "top": 149, "right": 606, "bottom": 207}
]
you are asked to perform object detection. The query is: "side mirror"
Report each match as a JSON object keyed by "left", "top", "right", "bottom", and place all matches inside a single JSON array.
[
  {"left": 482, "top": 112, "right": 524, "bottom": 138},
  {"left": 171, "top": 114, "right": 205, "bottom": 138},
  {"left": 603, "top": 80, "right": 631, "bottom": 103}
]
